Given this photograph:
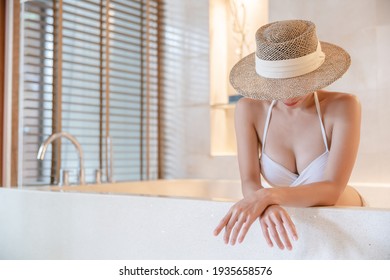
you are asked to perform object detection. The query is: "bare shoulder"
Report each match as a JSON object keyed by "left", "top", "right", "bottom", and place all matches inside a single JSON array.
[
  {"left": 235, "top": 97, "right": 269, "bottom": 121},
  {"left": 318, "top": 90, "right": 361, "bottom": 121}
]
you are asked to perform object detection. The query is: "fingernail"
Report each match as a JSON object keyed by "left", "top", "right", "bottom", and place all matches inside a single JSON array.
[{"left": 293, "top": 235, "right": 298, "bottom": 241}]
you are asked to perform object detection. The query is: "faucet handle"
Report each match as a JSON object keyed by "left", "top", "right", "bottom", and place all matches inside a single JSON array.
[
  {"left": 62, "top": 170, "right": 70, "bottom": 186},
  {"left": 95, "top": 169, "right": 102, "bottom": 184}
]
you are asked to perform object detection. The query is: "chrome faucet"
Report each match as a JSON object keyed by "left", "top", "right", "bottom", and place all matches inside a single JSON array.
[{"left": 37, "top": 131, "right": 86, "bottom": 185}]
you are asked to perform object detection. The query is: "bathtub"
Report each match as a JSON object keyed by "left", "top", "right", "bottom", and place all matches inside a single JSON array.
[
  {"left": 0, "top": 179, "right": 389, "bottom": 259},
  {"left": 39, "top": 179, "right": 390, "bottom": 208}
]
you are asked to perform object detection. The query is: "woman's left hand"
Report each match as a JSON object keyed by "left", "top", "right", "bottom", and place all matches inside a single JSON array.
[
  {"left": 259, "top": 205, "right": 298, "bottom": 250},
  {"left": 213, "top": 190, "right": 269, "bottom": 245}
]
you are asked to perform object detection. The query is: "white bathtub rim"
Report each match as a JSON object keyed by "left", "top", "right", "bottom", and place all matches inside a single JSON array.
[{"left": 2, "top": 186, "right": 389, "bottom": 212}]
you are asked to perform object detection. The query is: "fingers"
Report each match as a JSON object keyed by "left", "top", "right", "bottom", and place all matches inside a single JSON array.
[
  {"left": 213, "top": 196, "right": 269, "bottom": 245},
  {"left": 280, "top": 210, "right": 298, "bottom": 241},
  {"left": 274, "top": 221, "right": 291, "bottom": 250},
  {"left": 214, "top": 209, "right": 257, "bottom": 245},
  {"left": 225, "top": 212, "right": 256, "bottom": 245},
  {"left": 237, "top": 216, "right": 256, "bottom": 244},
  {"left": 260, "top": 208, "right": 298, "bottom": 250},
  {"left": 260, "top": 218, "right": 273, "bottom": 248},
  {"left": 229, "top": 214, "right": 247, "bottom": 245},
  {"left": 215, "top": 204, "right": 298, "bottom": 252},
  {"left": 213, "top": 211, "right": 232, "bottom": 237},
  {"left": 223, "top": 210, "right": 241, "bottom": 244}
]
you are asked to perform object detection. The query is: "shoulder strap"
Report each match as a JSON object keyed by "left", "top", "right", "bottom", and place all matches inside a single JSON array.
[
  {"left": 313, "top": 92, "right": 329, "bottom": 151},
  {"left": 262, "top": 100, "right": 276, "bottom": 151}
]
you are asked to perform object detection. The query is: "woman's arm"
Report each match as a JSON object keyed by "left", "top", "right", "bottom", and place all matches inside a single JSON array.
[
  {"left": 234, "top": 98, "right": 263, "bottom": 197},
  {"left": 215, "top": 98, "right": 297, "bottom": 247}
]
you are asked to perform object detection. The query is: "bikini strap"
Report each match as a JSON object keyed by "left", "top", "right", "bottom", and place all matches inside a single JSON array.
[
  {"left": 262, "top": 100, "right": 276, "bottom": 151},
  {"left": 313, "top": 91, "right": 329, "bottom": 151}
]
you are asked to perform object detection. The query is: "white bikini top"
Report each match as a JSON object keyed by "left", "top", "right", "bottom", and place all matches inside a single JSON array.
[{"left": 260, "top": 92, "right": 329, "bottom": 187}]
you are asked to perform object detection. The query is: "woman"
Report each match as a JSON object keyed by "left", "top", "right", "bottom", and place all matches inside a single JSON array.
[{"left": 213, "top": 20, "right": 363, "bottom": 251}]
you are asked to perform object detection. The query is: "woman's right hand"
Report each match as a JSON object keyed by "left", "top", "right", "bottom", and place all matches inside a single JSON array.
[
  {"left": 213, "top": 189, "right": 270, "bottom": 245},
  {"left": 259, "top": 205, "right": 298, "bottom": 250}
]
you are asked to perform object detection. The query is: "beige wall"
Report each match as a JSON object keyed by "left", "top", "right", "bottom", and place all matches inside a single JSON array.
[
  {"left": 269, "top": 0, "right": 390, "bottom": 185},
  {"left": 172, "top": 0, "right": 390, "bottom": 186}
]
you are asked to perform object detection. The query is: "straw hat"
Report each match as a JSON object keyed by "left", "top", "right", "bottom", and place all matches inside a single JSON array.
[{"left": 229, "top": 20, "right": 351, "bottom": 100}]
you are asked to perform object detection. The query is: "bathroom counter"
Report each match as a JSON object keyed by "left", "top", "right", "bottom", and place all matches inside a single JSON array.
[{"left": 0, "top": 180, "right": 389, "bottom": 259}]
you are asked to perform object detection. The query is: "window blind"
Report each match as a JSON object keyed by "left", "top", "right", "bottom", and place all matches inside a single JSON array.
[
  {"left": 158, "top": 0, "right": 210, "bottom": 178},
  {"left": 21, "top": 0, "right": 161, "bottom": 186}
]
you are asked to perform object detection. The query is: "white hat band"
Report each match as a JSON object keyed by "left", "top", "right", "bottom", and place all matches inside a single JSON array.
[{"left": 255, "top": 41, "right": 326, "bottom": 79}]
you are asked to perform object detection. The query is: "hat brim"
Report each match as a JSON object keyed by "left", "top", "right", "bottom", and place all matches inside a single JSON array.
[{"left": 229, "top": 42, "right": 351, "bottom": 100}]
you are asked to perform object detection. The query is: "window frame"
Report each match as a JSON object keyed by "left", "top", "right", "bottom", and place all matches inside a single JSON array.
[{"left": 8, "top": 0, "right": 163, "bottom": 187}]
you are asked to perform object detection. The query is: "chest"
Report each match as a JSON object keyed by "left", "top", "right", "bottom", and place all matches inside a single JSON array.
[{"left": 259, "top": 110, "right": 331, "bottom": 174}]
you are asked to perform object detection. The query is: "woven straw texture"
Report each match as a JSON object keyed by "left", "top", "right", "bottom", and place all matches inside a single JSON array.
[{"left": 229, "top": 20, "right": 351, "bottom": 100}]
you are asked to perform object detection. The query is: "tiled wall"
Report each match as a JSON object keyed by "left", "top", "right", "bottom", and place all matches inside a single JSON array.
[{"left": 171, "top": 0, "right": 390, "bottom": 185}]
